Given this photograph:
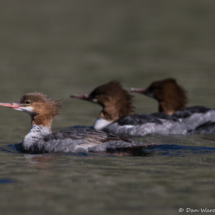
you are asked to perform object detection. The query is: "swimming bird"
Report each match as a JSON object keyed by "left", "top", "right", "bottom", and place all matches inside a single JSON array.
[
  {"left": 0, "top": 92, "right": 156, "bottom": 154},
  {"left": 71, "top": 81, "right": 189, "bottom": 136},
  {"left": 131, "top": 78, "right": 215, "bottom": 131}
]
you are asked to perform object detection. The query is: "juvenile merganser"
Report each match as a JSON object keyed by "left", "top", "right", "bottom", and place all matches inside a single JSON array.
[
  {"left": 0, "top": 92, "right": 156, "bottom": 154},
  {"left": 71, "top": 81, "right": 189, "bottom": 136},
  {"left": 131, "top": 78, "right": 215, "bottom": 131}
]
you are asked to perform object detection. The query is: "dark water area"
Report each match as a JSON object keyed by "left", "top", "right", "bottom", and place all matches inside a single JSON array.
[{"left": 0, "top": 1, "right": 215, "bottom": 214}]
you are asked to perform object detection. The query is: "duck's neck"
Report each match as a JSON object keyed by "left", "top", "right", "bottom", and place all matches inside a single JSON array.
[
  {"left": 101, "top": 105, "right": 121, "bottom": 121},
  {"left": 158, "top": 102, "right": 175, "bottom": 115},
  {"left": 93, "top": 105, "right": 118, "bottom": 130},
  {"left": 94, "top": 103, "right": 132, "bottom": 130},
  {"left": 22, "top": 124, "right": 52, "bottom": 150}
]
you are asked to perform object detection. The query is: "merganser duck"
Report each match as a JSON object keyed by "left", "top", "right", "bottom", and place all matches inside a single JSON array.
[
  {"left": 0, "top": 92, "right": 155, "bottom": 154},
  {"left": 71, "top": 81, "right": 189, "bottom": 136},
  {"left": 131, "top": 78, "right": 215, "bottom": 131}
]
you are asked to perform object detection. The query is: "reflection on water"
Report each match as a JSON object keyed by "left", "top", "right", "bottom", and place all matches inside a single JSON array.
[{"left": 0, "top": 0, "right": 215, "bottom": 215}]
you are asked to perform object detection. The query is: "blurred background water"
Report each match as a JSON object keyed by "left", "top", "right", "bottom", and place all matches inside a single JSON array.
[{"left": 0, "top": 1, "right": 215, "bottom": 214}]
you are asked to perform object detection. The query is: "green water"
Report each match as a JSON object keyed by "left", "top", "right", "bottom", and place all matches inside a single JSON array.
[{"left": 0, "top": 1, "right": 215, "bottom": 214}]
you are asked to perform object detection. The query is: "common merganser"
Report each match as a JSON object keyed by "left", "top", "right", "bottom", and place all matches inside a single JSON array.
[
  {"left": 71, "top": 81, "right": 189, "bottom": 136},
  {"left": 0, "top": 92, "right": 156, "bottom": 154},
  {"left": 131, "top": 78, "right": 215, "bottom": 131}
]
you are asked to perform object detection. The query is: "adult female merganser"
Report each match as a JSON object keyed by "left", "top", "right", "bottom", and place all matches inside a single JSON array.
[
  {"left": 0, "top": 92, "right": 155, "bottom": 154},
  {"left": 131, "top": 78, "right": 215, "bottom": 131},
  {"left": 71, "top": 81, "right": 189, "bottom": 136}
]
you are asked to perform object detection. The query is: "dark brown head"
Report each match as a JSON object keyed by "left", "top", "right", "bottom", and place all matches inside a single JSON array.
[
  {"left": 0, "top": 92, "right": 61, "bottom": 127},
  {"left": 131, "top": 78, "right": 187, "bottom": 114},
  {"left": 71, "top": 81, "right": 134, "bottom": 121}
]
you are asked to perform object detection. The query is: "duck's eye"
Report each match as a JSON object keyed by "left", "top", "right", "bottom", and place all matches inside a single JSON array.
[
  {"left": 93, "top": 92, "right": 100, "bottom": 97},
  {"left": 25, "top": 101, "right": 31, "bottom": 104}
]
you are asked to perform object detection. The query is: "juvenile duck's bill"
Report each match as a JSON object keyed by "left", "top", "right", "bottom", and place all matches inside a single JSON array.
[
  {"left": 70, "top": 94, "right": 89, "bottom": 100},
  {"left": 130, "top": 88, "right": 147, "bottom": 94},
  {"left": 0, "top": 103, "right": 20, "bottom": 108}
]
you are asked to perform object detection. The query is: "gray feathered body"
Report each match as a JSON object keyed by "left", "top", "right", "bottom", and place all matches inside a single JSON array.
[
  {"left": 172, "top": 107, "right": 215, "bottom": 132},
  {"left": 102, "top": 114, "right": 189, "bottom": 136},
  {"left": 21, "top": 125, "right": 155, "bottom": 154}
]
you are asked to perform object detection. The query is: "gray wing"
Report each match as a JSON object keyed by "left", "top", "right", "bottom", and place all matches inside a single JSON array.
[
  {"left": 25, "top": 128, "right": 157, "bottom": 154},
  {"left": 151, "top": 112, "right": 180, "bottom": 122},
  {"left": 114, "top": 114, "right": 162, "bottom": 126},
  {"left": 172, "top": 106, "right": 211, "bottom": 119}
]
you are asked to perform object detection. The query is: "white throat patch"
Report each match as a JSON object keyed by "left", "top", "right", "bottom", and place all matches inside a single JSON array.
[
  {"left": 93, "top": 117, "right": 112, "bottom": 130},
  {"left": 20, "top": 106, "right": 34, "bottom": 114}
]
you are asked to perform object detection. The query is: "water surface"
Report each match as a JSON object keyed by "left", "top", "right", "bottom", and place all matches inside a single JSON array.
[{"left": 0, "top": 1, "right": 215, "bottom": 214}]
